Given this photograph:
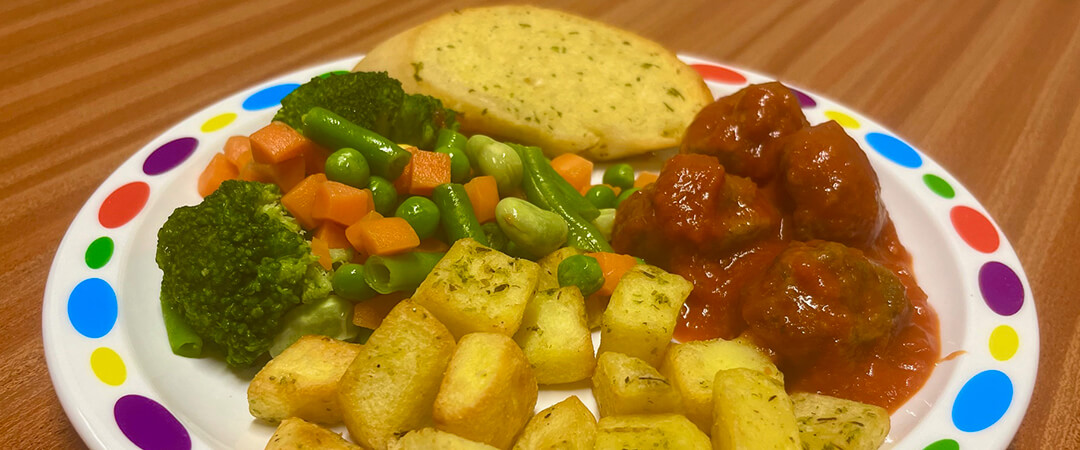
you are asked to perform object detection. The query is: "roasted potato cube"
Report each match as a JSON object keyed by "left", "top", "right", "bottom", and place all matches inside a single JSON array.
[
  {"left": 265, "top": 417, "right": 361, "bottom": 450},
  {"left": 592, "top": 352, "right": 681, "bottom": 417},
  {"left": 512, "top": 396, "right": 597, "bottom": 450},
  {"left": 598, "top": 265, "right": 692, "bottom": 366},
  {"left": 338, "top": 300, "right": 456, "bottom": 449},
  {"left": 248, "top": 335, "right": 362, "bottom": 424},
  {"left": 536, "top": 247, "right": 586, "bottom": 290},
  {"left": 659, "top": 336, "right": 782, "bottom": 431},
  {"left": 791, "top": 393, "right": 890, "bottom": 450},
  {"left": 434, "top": 333, "right": 538, "bottom": 449},
  {"left": 513, "top": 287, "right": 595, "bottom": 384},
  {"left": 594, "top": 414, "right": 711, "bottom": 450},
  {"left": 413, "top": 238, "right": 540, "bottom": 338},
  {"left": 390, "top": 428, "right": 498, "bottom": 450},
  {"left": 711, "top": 368, "right": 800, "bottom": 450}
]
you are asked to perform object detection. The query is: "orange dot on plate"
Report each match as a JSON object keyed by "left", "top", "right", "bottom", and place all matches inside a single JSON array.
[
  {"left": 99, "top": 182, "right": 150, "bottom": 229},
  {"left": 950, "top": 205, "right": 999, "bottom": 253}
]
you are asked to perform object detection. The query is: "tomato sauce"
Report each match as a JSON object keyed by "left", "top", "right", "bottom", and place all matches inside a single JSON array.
[{"left": 612, "top": 82, "right": 940, "bottom": 412}]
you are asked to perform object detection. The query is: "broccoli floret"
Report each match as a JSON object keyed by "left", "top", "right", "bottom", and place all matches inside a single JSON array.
[
  {"left": 156, "top": 180, "right": 330, "bottom": 367},
  {"left": 273, "top": 71, "right": 457, "bottom": 149}
]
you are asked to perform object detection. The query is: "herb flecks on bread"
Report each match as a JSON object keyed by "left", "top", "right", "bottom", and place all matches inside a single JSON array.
[{"left": 354, "top": 6, "right": 712, "bottom": 160}]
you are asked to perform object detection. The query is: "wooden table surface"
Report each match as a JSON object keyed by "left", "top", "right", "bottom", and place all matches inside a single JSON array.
[{"left": 3, "top": 0, "right": 1077, "bottom": 448}]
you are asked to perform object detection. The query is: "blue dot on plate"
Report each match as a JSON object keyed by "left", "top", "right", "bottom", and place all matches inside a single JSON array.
[
  {"left": 865, "top": 132, "right": 923, "bottom": 168},
  {"left": 952, "top": 369, "right": 1013, "bottom": 432},
  {"left": 242, "top": 83, "right": 300, "bottom": 111},
  {"left": 67, "top": 278, "right": 118, "bottom": 338}
]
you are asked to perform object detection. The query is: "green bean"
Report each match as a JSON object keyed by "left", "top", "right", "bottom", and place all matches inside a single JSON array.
[
  {"left": 324, "top": 148, "right": 370, "bottom": 189},
  {"left": 584, "top": 185, "right": 617, "bottom": 209},
  {"left": 531, "top": 152, "right": 600, "bottom": 221},
  {"left": 603, "top": 163, "right": 635, "bottom": 190},
  {"left": 363, "top": 252, "right": 446, "bottom": 294},
  {"left": 301, "top": 107, "right": 412, "bottom": 179},
  {"left": 482, "top": 221, "right": 509, "bottom": 253},
  {"left": 160, "top": 299, "right": 202, "bottom": 358},
  {"left": 332, "top": 263, "right": 377, "bottom": 301},
  {"left": 368, "top": 176, "right": 398, "bottom": 216},
  {"left": 431, "top": 183, "right": 489, "bottom": 245},
  {"left": 495, "top": 197, "right": 568, "bottom": 258},
  {"left": 614, "top": 187, "right": 640, "bottom": 207},
  {"left": 435, "top": 128, "right": 468, "bottom": 150},
  {"left": 465, "top": 135, "right": 523, "bottom": 195},
  {"left": 269, "top": 295, "right": 360, "bottom": 356},
  {"left": 395, "top": 196, "right": 441, "bottom": 239},
  {"left": 557, "top": 254, "right": 604, "bottom": 297},
  {"left": 436, "top": 146, "right": 472, "bottom": 183},
  {"left": 593, "top": 208, "right": 616, "bottom": 241},
  {"left": 512, "top": 144, "right": 613, "bottom": 252}
]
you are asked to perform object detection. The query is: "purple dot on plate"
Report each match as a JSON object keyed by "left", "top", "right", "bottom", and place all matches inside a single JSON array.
[
  {"left": 979, "top": 261, "right": 1024, "bottom": 316},
  {"left": 143, "top": 137, "right": 198, "bottom": 175},
  {"left": 114, "top": 395, "right": 191, "bottom": 450},
  {"left": 789, "top": 87, "right": 816, "bottom": 108}
]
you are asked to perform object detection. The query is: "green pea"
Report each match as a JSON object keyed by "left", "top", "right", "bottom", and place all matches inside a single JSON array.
[
  {"left": 436, "top": 146, "right": 472, "bottom": 183},
  {"left": 614, "top": 187, "right": 640, "bottom": 207},
  {"left": 368, "top": 176, "right": 398, "bottom": 216},
  {"left": 557, "top": 254, "right": 604, "bottom": 297},
  {"left": 324, "top": 148, "right": 370, "bottom": 189},
  {"left": 436, "top": 128, "right": 468, "bottom": 150},
  {"left": 495, "top": 197, "right": 568, "bottom": 258},
  {"left": 332, "top": 263, "right": 376, "bottom": 301},
  {"left": 584, "top": 185, "right": 617, "bottom": 209},
  {"left": 395, "top": 196, "right": 441, "bottom": 239},
  {"left": 603, "top": 163, "right": 635, "bottom": 190}
]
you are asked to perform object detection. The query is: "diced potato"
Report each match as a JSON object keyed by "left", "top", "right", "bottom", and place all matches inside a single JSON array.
[
  {"left": 598, "top": 265, "right": 692, "bottom": 366},
  {"left": 265, "top": 417, "right": 361, "bottom": 450},
  {"left": 592, "top": 352, "right": 681, "bottom": 417},
  {"left": 594, "top": 414, "right": 710, "bottom": 450},
  {"left": 659, "top": 336, "right": 782, "bottom": 431},
  {"left": 711, "top": 368, "right": 800, "bottom": 450},
  {"left": 536, "top": 247, "right": 586, "bottom": 290},
  {"left": 584, "top": 295, "right": 608, "bottom": 330},
  {"left": 338, "top": 300, "right": 456, "bottom": 450},
  {"left": 791, "top": 393, "right": 890, "bottom": 450},
  {"left": 512, "top": 396, "right": 597, "bottom": 450},
  {"left": 413, "top": 238, "right": 540, "bottom": 338},
  {"left": 248, "top": 335, "right": 362, "bottom": 424},
  {"left": 434, "top": 333, "right": 538, "bottom": 449},
  {"left": 513, "top": 287, "right": 595, "bottom": 384},
  {"left": 390, "top": 428, "right": 498, "bottom": 450}
]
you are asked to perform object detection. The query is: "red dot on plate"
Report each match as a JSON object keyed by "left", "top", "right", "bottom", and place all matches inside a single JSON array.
[
  {"left": 99, "top": 182, "right": 150, "bottom": 229},
  {"left": 950, "top": 205, "right": 1000, "bottom": 253},
  {"left": 690, "top": 63, "right": 747, "bottom": 84}
]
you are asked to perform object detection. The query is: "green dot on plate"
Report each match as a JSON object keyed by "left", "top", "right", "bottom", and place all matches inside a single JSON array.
[
  {"left": 923, "top": 438, "right": 959, "bottom": 450},
  {"left": 86, "top": 237, "right": 114, "bottom": 269},
  {"left": 924, "top": 174, "right": 955, "bottom": 199}
]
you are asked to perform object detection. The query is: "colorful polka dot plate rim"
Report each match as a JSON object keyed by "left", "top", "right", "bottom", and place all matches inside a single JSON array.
[{"left": 41, "top": 55, "right": 1037, "bottom": 449}]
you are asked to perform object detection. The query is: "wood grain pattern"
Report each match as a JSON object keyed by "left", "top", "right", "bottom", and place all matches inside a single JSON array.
[{"left": 2, "top": 1, "right": 1077, "bottom": 448}]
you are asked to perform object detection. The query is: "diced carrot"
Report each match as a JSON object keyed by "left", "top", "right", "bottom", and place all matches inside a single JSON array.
[
  {"left": 197, "top": 153, "right": 238, "bottom": 197},
  {"left": 346, "top": 210, "right": 389, "bottom": 255},
  {"left": 312, "top": 181, "right": 374, "bottom": 226},
  {"left": 393, "top": 146, "right": 417, "bottom": 195},
  {"left": 352, "top": 292, "right": 409, "bottom": 329},
  {"left": 551, "top": 153, "right": 594, "bottom": 194},
  {"left": 280, "top": 174, "right": 328, "bottom": 231},
  {"left": 415, "top": 238, "right": 450, "bottom": 253},
  {"left": 238, "top": 160, "right": 275, "bottom": 184},
  {"left": 464, "top": 175, "right": 499, "bottom": 224},
  {"left": 311, "top": 237, "right": 333, "bottom": 271},
  {"left": 313, "top": 222, "right": 351, "bottom": 249},
  {"left": 268, "top": 157, "right": 306, "bottom": 192},
  {"left": 223, "top": 136, "right": 253, "bottom": 168},
  {"left": 249, "top": 121, "right": 319, "bottom": 165},
  {"left": 586, "top": 252, "right": 639, "bottom": 296},
  {"left": 408, "top": 150, "right": 452, "bottom": 196},
  {"left": 302, "top": 143, "right": 332, "bottom": 175},
  {"left": 634, "top": 172, "right": 659, "bottom": 189},
  {"left": 345, "top": 216, "right": 420, "bottom": 256}
]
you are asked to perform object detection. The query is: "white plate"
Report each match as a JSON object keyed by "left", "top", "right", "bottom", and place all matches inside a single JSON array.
[{"left": 43, "top": 55, "right": 1038, "bottom": 450}]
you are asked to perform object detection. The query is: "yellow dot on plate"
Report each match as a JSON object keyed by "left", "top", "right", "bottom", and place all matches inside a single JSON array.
[
  {"left": 200, "top": 112, "right": 237, "bottom": 133},
  {"left": 988, "top": 325, "right": 1019, "bottom": 361},
  {"left": 90, "top": 347, "right": 126, "bottom": 386},
  {"left": 825, "top": 110, "right": 860, "bottom": 129}
]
